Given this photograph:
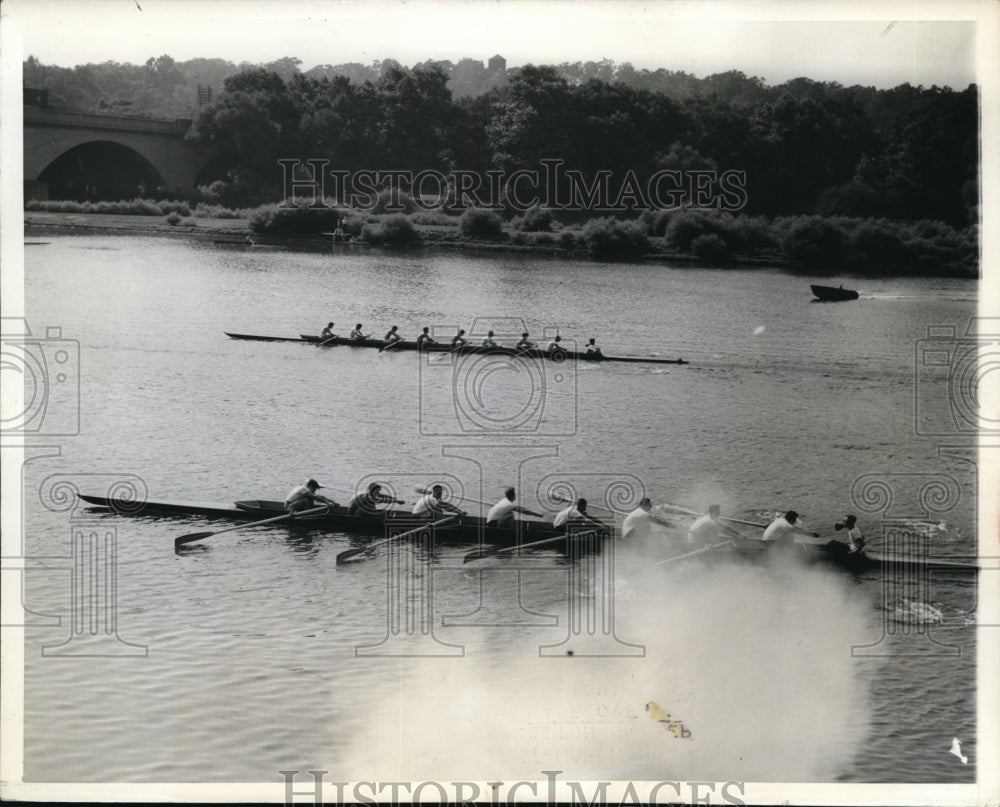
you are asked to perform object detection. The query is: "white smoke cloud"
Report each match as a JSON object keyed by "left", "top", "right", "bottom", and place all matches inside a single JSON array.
[{"left": 335, "top": 542, "right": 873, "bottom": 784}]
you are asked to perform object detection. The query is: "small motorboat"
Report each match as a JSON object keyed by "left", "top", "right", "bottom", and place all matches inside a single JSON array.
[{"left": 810, "top": 284, "right": 859, "bottom": 302}]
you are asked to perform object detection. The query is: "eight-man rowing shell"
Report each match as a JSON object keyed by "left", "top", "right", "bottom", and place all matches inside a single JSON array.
[
  {"left": 223, "top": 332, "right": 688, "bottom": 365},
  {"left": 76, "top": 493, "right": 979, "bottom": 573}
]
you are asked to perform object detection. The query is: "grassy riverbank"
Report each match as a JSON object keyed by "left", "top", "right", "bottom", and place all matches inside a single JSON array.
[{"left": 22, "top": 205, "right": 978, "bottom": 277}]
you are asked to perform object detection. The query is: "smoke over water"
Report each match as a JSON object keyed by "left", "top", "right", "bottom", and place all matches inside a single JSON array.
[{"left": 336, "top": 543, "right": 873, "bottom": 783}]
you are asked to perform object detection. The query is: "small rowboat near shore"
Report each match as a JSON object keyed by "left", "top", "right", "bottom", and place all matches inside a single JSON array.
[
  {"left": 76, "top": 494, "right": 978, "bottom": 573},
  {"left": 224, "top": 332, "right": 689, "bottom": 366},
  {"left": 810, "top": 283, "right": 859, "bottom": 302}
]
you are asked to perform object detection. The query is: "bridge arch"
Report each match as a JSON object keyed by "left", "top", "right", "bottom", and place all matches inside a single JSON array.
[
  {"left": 24, "top": 107, "right": 216, "bottom": 200},
  {"left": 36, "top": 140, "right": 167, "bottom": 201}
]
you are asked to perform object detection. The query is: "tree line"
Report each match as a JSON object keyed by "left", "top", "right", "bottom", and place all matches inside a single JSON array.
[{"left": 24, "top": 55, "right": 977, "bottom": 226}]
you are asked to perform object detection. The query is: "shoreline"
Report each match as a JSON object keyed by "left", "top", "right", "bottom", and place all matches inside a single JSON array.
[{"left": 22, "top": 211, "right": 977, "bottom": 277}]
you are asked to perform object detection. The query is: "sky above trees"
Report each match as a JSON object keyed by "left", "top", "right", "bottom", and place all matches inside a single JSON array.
[{"left": 4, "top": 1, "right": 980, "bottom": 91}]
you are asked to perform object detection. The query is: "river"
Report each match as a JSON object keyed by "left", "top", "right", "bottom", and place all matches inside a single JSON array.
[{"left": 15, "top": 234, "right": 980, "bottom": 789}]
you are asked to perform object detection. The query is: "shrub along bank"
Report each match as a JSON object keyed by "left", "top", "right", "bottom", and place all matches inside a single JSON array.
[{"left": 24, "top": 198, "right": 977, "bottom": 276}]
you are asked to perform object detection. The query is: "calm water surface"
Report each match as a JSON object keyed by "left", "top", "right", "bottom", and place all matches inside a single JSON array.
[{"left": 19, "top": 235, "right": 978, "bottom": 785}]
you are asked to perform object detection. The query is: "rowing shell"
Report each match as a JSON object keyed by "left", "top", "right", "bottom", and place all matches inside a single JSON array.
[
  {"left": 75, "top": 494, "right": 977, "bottom": 573},
  {"left": 224, "top": 332, "right": 688, "bottom": 366},
  {"left": 76, "top": 493, "right": 584, "bottom": 548}
]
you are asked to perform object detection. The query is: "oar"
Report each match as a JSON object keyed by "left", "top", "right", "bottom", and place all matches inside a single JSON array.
[
  {"left": 654, "top": 540, "right": 735, "bottom": 567},
  {"left": 319, "top": 334, "right": 339, "bottom": 346},
  {"left": 550, "top": 493, "right": 618, "bottom": 516},
  {"left": 549, "top": 494, "right": 615, "bottom": 530},
  {"left": 335, "top": 514, "right": 459, "bottom": 565},
  {"left": 659, "top": 502, "right": 766, "bottom": 530},
  {"left": 415, "top": 486, "right": 545, "bottom": 520},
  {"left": 463, "top": 530, "right": 598, "bottom": 563},
  {"left": 657, "top": 502, "right": 755, "bottom": 543},
  {"left": 174, "top": 505, "right": 331, "bottom": 547}
]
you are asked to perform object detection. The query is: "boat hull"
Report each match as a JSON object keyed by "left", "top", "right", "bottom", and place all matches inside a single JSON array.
[
  {"left": 224, "top": 332, "right": 688, "bottom": 365},
  {"left": 76, "top": 494, "right": 977, "bottom": 572},
  {"left": 77, "top": 494, "right": 579, "bottom": 547},
  {"left": 810, "top": 284, "right": 859, "bottom": 302}
]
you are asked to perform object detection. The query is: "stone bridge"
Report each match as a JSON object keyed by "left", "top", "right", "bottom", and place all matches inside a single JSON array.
[{"left": 24, "top": 104, "right": 216, "bottom": 200}]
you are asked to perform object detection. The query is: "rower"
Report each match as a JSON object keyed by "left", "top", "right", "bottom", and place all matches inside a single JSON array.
[
  {"left": 383, "top": 325, "right": 403, "bottom": 345},
  {"left": 321, "top": 322, "right": 337, "bottom": 339},
  {"left": 622, "top": 497, "right": 675, "bottom": 539},
  {"left": 486, "top": 487, "right": 542, "bottom": 527},
  {"left": 761, "top": 510, "right": 820, "bottom": 546},
  {"left": 835, "top": 514, "right": 865, "bottom": 554},
  {"left": 284, "top": 479, "right": 338, "bottom": 514},
  {"left": 451, "top": 329, "right": 469, "bottom": 349},
  {"left": 412, "top": 484, "right": 465, "bottom": 519},
  {"left": 348, "top": 482, "right": 404, "bottom": 516},
  {"left": 516, "top": 331, "right": 536, "bottom": 350},
  {"left": 546, "top": 334, "right": 563, "bottom": 353},
  {"left": 481, "top": 330, "right": 499, "bottom": 349},
  {"left": 585, "top": 338, "right": 603, "bottom": 358},
  {"left": 416, "top": 326, "right": 437, "bottom": 349},
  {"left": 687, "top": 504, "right": 746, "bottom": 547},
  {"left": 350, "top": 323, "right": 369, "bottom": 340},
  {"left": 553, "top": 497, "right": 608, "bottom": 533}
]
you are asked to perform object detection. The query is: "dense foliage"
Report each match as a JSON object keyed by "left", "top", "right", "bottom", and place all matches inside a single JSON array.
[
  {"left": 24, "top": 55, "right": 979, "bottom": 273},
  {"left": 25, "top": 55, "right": 977, "bottom": 229}
]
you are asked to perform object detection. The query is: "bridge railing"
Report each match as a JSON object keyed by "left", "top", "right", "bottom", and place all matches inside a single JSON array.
[{"left": 23, "top": 105, "right": 192, "bottom": 135}]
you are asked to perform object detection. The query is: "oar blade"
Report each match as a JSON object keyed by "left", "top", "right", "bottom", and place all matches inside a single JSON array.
[
  {"left": 337, "top": 513, "right": 460, "bottom": 565},
  {"left": 172, "top": 505, "right": 326, "bottom": 549},
  {"left": 174, "top": 532, "right": 213, "bottom": 547},
  {"left": 463, "top": 547, "right": 492, "bottom": 563},
  {"left": 336, "top": 545, "right": 374, "bottom": 565}
]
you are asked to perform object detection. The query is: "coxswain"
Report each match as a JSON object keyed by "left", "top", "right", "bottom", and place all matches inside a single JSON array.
[
  {"left": 761, "top": 510, "right": 820, "bottom": 546},
  {"left": 416, "top": 326, "right": 437, "bottom": 349},
  {"left": 546, "top": 334, "right": 563, "bottom": 353},
  {"left": 486, "top": 487, "right": 543, "bottom": 527},
  {"left": 621, "top": 497, "right": 675, "bottom": 539},
  {"left": 835, "top": 514, "right": 865, "bottom": 554},
  {"left": 553, "top": 498, "right": 607, "bottom": 533},
  {"left": 320, "top": 322, "right": 337, "bottom": 340},
  {"left": 585, "top": 338, "right": 603, "bottom": 358},
  {"left": 452, "top": 329, "right": 469, "bottom": 349},
  {"left": 284, "top": 479, "right": 338, "bottom": 514},
  {"left": 481, "top": 330, "right": 500, "bottom": 349},
  {"left": 350, "top": 323, "right": 369, "bottom": 340},
  {"left": 687, "top": 504, "right": 747, "bottom": 547},
  {"left": 516, "top": 331, "right": 536, "bottom": 350},
  {"left": 348, "top": 482, "right": 404, "bottom": 516},
  {"left": 412, "top": 484, "right": 464, "bottom": 519},
  {"left": 383, "top": 325, "right": 403, "bottom": 345}
]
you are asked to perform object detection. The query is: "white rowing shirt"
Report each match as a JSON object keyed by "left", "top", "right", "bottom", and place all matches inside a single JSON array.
[
  {"left": 285, "top": 484, "right": 311, "bottom": 509},
  {"left": 553, "top": 505, "right": 581, "bottom": 528},
  {"left": 487, "top": 497, "right": 517, "bottom": 524},
  {"left": 482, "top": 337, "right": 498, "bottom": 348},
  {"left": 622, "top": 507, "right": 652, "bottom": 538},
  {"left": 412, "top": 494, "right": 439, "bottom": 516},
  {"left": 688, "top": 514, "right": 720, "bottom": 544},
  {"left": 845, "top": 525, "right": 864, "bottom": 551},
  {"left": 762, "top": 517, "right": 797, "bottom": 543}
]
